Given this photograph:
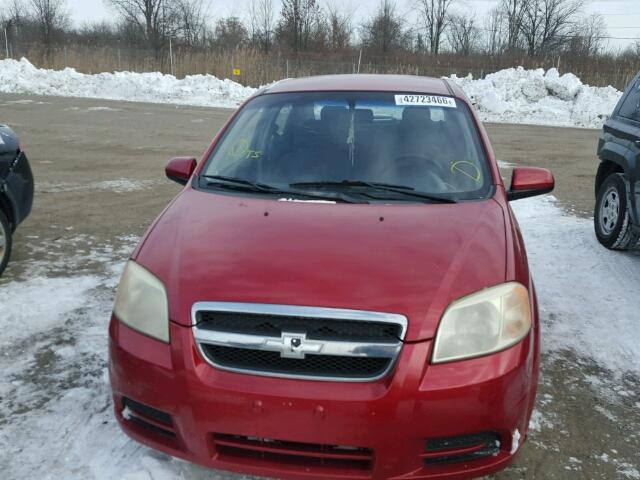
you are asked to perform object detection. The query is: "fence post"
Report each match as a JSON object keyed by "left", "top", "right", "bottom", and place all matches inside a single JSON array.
[
  {"left": 64, "top": 46, "right": 67, "bottom": 68},
  {"left": 286, "top": 58, "right": 289, "bottom": 78},
  {"left": 117, "top": 48, "right": 121, "bottom": 71},
  {"left": 169, "top": 36, "right": 174, "bottom": 76},
  {"left": 357, "top": 49, "right": 362, "bottom": 74},
  {"left": 4, "top": 28, "right": 8, "bottom": 59}
]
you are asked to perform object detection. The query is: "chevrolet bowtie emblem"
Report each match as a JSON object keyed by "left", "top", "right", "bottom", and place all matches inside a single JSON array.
[{"left": 266, "top": 332, "right": 323, "bottom": 359}]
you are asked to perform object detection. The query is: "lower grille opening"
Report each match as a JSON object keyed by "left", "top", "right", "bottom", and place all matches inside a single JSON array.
[
  {"left": 213, "top": 433, "right": 373, "bottom": 473},
  {"left": 203, "top": 345, "right": 390, "bottom": 379},
  {"left": 423, "top": 432, "right": 501, "bottom": 465},
  {"left": 122, "top": 397, "right": 175, "bottom": 438}
]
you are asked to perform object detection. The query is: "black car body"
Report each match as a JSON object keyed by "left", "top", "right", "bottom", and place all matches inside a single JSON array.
[
  {"left": 594, "top": 72, "right": 640, "bottom": 250},
  {"left": 0, "top": 125, "right": 34, "bottom": 275}
]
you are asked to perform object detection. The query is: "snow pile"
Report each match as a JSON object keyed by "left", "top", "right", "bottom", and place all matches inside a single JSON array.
[
  {"left": 449, "top": 67, "right": 621, "bottom": 128},
  {"left": 0, "top": 58, "right": 623, "bottom": 128},
  {"left": 0, "top": 57, "right": 256, "bottom": 108}
]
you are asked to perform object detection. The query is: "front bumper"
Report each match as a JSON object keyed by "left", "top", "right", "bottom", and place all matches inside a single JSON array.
[{"left": 109, "top": 316, "right": 538, "bottom": 480}]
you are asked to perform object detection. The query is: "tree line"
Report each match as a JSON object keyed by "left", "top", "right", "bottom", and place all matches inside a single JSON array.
[{"left": 0, "top": 0, "right": 637, "bottom": 66}]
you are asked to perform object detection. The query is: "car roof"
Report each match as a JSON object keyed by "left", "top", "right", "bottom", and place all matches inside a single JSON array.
[{"left": 262, "top": 74, "right": 458, "bottom": 97}]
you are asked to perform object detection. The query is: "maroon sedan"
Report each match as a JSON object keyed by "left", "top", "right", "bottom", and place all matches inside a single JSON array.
[{"left": 109, "top": 74, "right": 554, "bottom": 479}]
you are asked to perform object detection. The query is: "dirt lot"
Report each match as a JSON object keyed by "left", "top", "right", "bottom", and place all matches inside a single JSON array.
[
  {"left": 485, "top": 123, "right": 601, "bottom": 217},
  {"left": 1, "top": 93, "right": 638, "bottom": 479}
]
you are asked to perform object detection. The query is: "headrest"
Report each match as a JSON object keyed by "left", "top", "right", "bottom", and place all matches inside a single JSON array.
[
  {"left": 321, "top": 105, "right": 348, "bottom": 123},
  {"left": 355, "top": 109, "right": 374, "bottom": 124},
  {"left": 402, "top": 107, "right": 432, "bottom": 124}
]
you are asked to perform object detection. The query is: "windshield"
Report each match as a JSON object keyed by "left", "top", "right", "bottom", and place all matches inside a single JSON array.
[{"left": 200, "top": 91, "right": 492, "bottom": 202}]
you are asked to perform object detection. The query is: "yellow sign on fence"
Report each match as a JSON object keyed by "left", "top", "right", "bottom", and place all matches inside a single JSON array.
[{"left": 233, "top": 68, "right": 241, "bottom": 76}]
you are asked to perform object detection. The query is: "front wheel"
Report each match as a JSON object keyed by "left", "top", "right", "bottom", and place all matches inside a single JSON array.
[
  {"left": 594, "top": 173, "right": 639, "bottom": 250},
  {"left": 0, "top": 210, "right": 11, "bottom": 276}
]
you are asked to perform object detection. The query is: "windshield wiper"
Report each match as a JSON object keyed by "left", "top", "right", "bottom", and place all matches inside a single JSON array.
[
  {"left": 201, "top": 174, "right": 277, "bottom": 191},
  {"left": 200, "top": 175, "right": 365, "bottom": 204},
  {"left": 289, "top": 180, "right": 457, "bottom": 204}
]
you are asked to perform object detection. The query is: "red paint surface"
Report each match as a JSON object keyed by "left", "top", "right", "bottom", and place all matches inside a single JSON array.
[
  {"left": 510, "top": 166, "right": 555, "bottom": 192},
  {"left": 165, "top": 156, "right": 197, "bottom": 183}
]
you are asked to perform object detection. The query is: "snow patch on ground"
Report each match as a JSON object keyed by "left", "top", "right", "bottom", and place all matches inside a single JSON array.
[
  {"left": 0, "top": 275, "right": 102, "bottom": 348},
  {"left": 87, "top": 106, "right": 121, "bottom": 112},
  {"left": 37, "top": 178, "right": 160, "bottom": 193},
  {"left": 511, "top": 196, "right": 640, "bottom": 375},
  {"left": 528, "top": 408, "right": 555, "bottom": 432},
  {"left": 0, "top": 58, "right": 622, "bottom": 128}
]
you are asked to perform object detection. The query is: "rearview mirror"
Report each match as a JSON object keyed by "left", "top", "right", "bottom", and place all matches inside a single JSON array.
[
  {"left": 507, "top": 167, "right": 554, "bottom": 201},
  {"left": 166, "top": 157, "right": 197, "bottom": 185}
]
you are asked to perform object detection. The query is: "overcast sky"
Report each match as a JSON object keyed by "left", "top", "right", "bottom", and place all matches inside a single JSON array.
[{"left": 67, "top": 0, "right": 640, "bottom": 51}]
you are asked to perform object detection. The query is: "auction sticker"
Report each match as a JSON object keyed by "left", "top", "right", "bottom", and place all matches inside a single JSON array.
[{"left": 394, "top": 94, "right": 456, "bottom": 108}]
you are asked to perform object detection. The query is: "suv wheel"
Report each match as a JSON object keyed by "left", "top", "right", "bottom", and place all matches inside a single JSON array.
[
  {"left": 0, "top": 210, "right": 11, "bottom": 276},
  {"left": 594, "top": 173, "right": 639, "bottom": 250}
]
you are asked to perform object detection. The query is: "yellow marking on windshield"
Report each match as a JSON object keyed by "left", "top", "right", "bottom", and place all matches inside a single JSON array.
[
  {"left": 228, "top": 138, "right": 250, "bottom": 158},
  {"left": 228, "top": 138, "right": 262, "bottom": 160},
  {"left": 450, "top": 161, "right": 481, "bottom": 182}
]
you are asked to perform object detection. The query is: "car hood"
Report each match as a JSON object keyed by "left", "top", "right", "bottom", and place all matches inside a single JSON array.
[{"left": 135, "top": 189, "right": 507, "bottom": 341}]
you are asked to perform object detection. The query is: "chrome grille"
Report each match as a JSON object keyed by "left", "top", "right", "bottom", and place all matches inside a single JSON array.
[{"left": 192, "top": 302, "right": 407, "bottom": 381}]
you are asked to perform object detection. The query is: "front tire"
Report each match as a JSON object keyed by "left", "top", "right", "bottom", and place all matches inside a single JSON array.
[
  {"left": 594, "top": 173, "right": 639, "bottom": 250},
  {"left": 0, "top": 210, "right": 11, "bottom": 276}
]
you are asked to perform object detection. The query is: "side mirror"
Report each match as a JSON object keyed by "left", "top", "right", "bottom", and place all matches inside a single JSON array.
[
  {"left": 508, "top": 167, "right": 554, "bottom": 201},
  {"left": 166, "top": 157, "right": 197, "bottom": 185}
]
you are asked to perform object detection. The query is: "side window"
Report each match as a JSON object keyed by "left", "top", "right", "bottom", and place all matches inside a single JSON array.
[{"left": 619, "top": 80, "right": 640, "bottom": 122}]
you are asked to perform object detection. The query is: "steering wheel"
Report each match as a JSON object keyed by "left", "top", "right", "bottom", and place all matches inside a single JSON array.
[{"left": 381, "top": 155, "right": 448, "bottom": 192}]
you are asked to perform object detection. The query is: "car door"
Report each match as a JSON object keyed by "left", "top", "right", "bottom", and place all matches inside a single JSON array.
[{"left": 607, "top": 75, "right": 640, "bottom": 226}]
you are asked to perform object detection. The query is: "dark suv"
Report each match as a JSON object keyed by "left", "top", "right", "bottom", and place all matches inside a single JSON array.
[
  {"left": 0, "top": 125, "right": 34, "bottom": 275},
  {"left": 594, "top": 72, "right": 640, "bottom": 250}
]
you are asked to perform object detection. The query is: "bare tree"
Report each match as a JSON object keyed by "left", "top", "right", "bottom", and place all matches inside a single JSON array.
[
  {"left": 249, "top": 0, "right": 275, "bottom": 52},
  {"left": 565, "top": 13, "right": 606, "bottom": 57},
  {"left": 520, "top": 0, "right": 584, "bottom": 56},
  {"left": 498, "top": 0, "right": 529, "bottom": 51},
  {"left": 5, "top": 0, "right": 28, "bottom": 21},
  {"left": 362, "top": 0, "right": 406, "bottom": 53},
  {"left": 447, "top": 13, "right": 478, "bottom": 55},
  {"left": 105, "top": 0, "right": 170, "bottom": 51},
  {"left": 483, "top": 6, "right": 507, "bottom": 55},
  {"left": 276, "top": 0, "right": 325, "bottom": 53},
  {"left": 29, "top": 0, "right": 69, "bottom": 57},
  {"left": 325, "top": 2, "right": 352, "bottom": 51},
  {"left": 258, "top": 0, "right": 275, "bottom": 51},
  {"left": 173, "top": 0, "right": 208, "bottom": 46},
  {"left": 417, "top": 0, "right": 454, "bottom": 56},
  {"left": 213, "top": 16, "right": 249, "bottom": 49}
]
